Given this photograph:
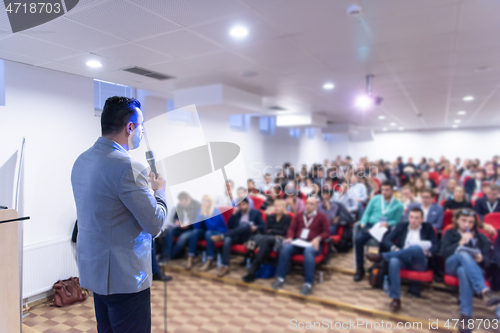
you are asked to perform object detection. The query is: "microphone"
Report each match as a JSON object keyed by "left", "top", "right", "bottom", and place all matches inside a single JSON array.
[
  {"left": 143, "top": 125, "right": 157, "bottom": 179},
  {"left": 145, "top": 150, "right": 157, "bottom": 179}
]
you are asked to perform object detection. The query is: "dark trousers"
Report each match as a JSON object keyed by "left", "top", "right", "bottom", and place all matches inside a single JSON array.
[
  {"left": 248, "top": 235, "right": 277, "bottom": 275},
  {"left": 355, "top": 228, "right": 375, "bottom": 268},
  {"left": 93, "top": 288, "right": 151, "bottom": 333},
  {"left": 222, "top": 223, "right": 252, "bottom": 266}
]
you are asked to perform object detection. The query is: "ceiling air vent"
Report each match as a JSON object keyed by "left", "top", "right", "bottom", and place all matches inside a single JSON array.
[
  {"left": 122, "top": 66, "right": 175, "bottom": 81},
  {"left": 268, "top": 106, "right": 287, "bottom": 111}
]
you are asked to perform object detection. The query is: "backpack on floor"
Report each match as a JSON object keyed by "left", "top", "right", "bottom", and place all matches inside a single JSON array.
[
  {"left": 368, "top": 261, "right": 388, "bottom": 289},
  {"left": 255, "top": 264, "right": 276, "bottom": 279}
]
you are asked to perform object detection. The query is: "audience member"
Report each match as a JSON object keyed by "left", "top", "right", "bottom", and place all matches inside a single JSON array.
[
  {"left": 443, "top": 186, "right": 473, "bottom": 211},
  {"left": 354, "top": 181, "right": 404, "bottom": 282},
  {"left": 215, "top": 180, "right": 235, "bottom": 207},
  {"left": 420, "top": 171, "right": 437, "bottom": 190},
  {"left": 405, "top": 189, "right": 444, "bottom": 230},
  {"left": 260, "top": 173, "right": 275, "bottom": 193},
  {"left": 318, "top": 190, "right": 340, "bottom": 235},
  {"left": 401, "top": 186, "right": 420, "bottom": 211},
  {"left": 438, "top": 178, "right": 458, "bottom": 203},
  {"left": 236, "top": 187, "right": 254, "bottom": 209},
  {"left": 474, "top": 183, "right": 500, "bottom": 220},
  {"left": 366, "top": 207, "right": 439, "bottom": 312},
  {"left": 160, "top": 192, "right": 200, "bottom": 264},
  {"left": 271, "top": 197, "right": 330, "bottom": 296},
  {"left": 211, "top": 198, "right": 264, "bottom": 277},
  {"left": 440, "top": 209, "right": 500, "bottom": 332},
  {"left": 332, "top": 179, "right": 358, "bottom": 215},
  {"left": 285, "top": 188, "right": 305, "bottom": 214},
  {"left": 349, "top": 174, "right": 368, "bottom": 203},
  {"left": 186, "top": 195, "right": 228, "bottom": 271},
  {"left": 242, "top": 200, "right": 291, "bottom": 283},
  {"left": 465, "top": 169, "right": 485, "bottom": 199}
]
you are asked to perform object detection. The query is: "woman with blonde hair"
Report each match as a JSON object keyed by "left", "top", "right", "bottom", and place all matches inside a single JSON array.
[
  {"left": 440, "top": 208, "right": 500, "bottom": 331},
  {"left": 186, "top": 194, "right": 227, "bottom": 271}
]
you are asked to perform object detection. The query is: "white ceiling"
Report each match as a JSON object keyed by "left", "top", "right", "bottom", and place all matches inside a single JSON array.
[{"left": 0, "top": 0, "right": 500, "bottom": 131}]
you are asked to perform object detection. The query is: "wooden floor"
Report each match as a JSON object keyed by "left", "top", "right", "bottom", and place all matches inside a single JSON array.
[{"left": 22, "top": 251, "right": 500, "bottom": 333}]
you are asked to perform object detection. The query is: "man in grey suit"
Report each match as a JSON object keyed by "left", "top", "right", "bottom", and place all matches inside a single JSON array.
[{"left": 71, "top": 96, "right": 168, "bottom": 333}]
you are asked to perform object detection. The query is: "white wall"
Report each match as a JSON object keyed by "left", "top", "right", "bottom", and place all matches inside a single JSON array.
[
  {"left": 349, "top": 128, "right": 500, "bottom": 163},
  {"left": 0, "top": 61, "right": 99, "bottom": 247}
]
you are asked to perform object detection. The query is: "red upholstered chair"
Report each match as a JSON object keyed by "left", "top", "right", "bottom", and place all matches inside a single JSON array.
[
  {"left": 287, "top": 212, "right": 295, "bottom": 220},
  {"left": 484, "top": 212, "right": 500, "bottom": 231},
  {"left": 442, "top": 210, "right": 454, "bottom": 230},
  {"left": 250, "top": 196, "right": 265, "bottom": 210},
  {"left": 331, "top": 225, "right": 344, "bottom": 244},
  {"left": 372, "top": 177, "right": 381, "bottom": 189},
  {"left": 218, "top": 206, "right": 234, "bottom": 224},
  {"left": 428, "top": 171, "right": 440, "bottom": 185},
  {"left": 439, "top": 199, "right": 446, "bottom": 207}
]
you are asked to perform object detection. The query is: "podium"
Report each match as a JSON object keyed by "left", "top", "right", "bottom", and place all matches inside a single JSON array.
[{"left": 0, "top": 209, "right": 29, "bottom": 333}]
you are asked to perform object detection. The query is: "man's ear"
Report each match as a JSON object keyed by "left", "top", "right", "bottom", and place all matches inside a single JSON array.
[{"left": 126, "top": 121, "right": 134, "bottom": 134}]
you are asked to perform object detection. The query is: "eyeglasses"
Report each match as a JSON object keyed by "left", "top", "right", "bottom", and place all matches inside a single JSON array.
[{"left": 459, "top": 209, "right": 475, "bottom": 216}]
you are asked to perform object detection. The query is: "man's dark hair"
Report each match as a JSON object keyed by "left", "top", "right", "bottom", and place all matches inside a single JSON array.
[
  {"left": 409, "top": 206, "right": 424, "bottom": 218},
  {"left": 421, "top": 188, "right": 434, "bottom": 196},
  {"left": 381, "top": 181, "right": 393, "bottom": 188},
  {"left": 178, "top": 192, "right": 190, "bottom": 200},
  {"left": 101, "top": 96, "right": 141, "bottom": 136},
  {"left": 240, "top": 197, "right": 249, "bottom": 204}
]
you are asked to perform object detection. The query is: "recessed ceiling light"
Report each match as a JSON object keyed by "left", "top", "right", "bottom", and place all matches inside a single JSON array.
[
  {"left": 355, "top": 95, "right": 373, "bottom": 109},
  {"left": 454, "top": 119, "right": 461, "bottom": 123},
  {"left": 390, "top": 122, "right": 396, "bottom": 126},
  {"left": 323, "top": 83, "right": 335, "bottom": 90},
  {"left": 452, "top": 125, "right": 458, "bottom": 129},
  {"left": 86, "top": 60, "right": 102, "bottom": 68},
  {"left": 463, "top": 96, "right": 474, "bottom": 102},
  {"left": 382, "top": 128, "right": 387, "bottom": 131},
  {"left": 457, "top": 111, "right": 466, "bottom": 115},
  {"left": 378, "top": 115, "right": 386, "bottom": 120},
  {"left": 229, "top": 26, "right": 249, "bottom": 38},
  {"left": 399, "top": 127, "right": 404, "bottom": 131}
]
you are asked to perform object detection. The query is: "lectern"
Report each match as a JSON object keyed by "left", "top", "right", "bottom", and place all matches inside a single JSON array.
[{"left": 0, "top": 209, "right": 29, "bottom": 333}]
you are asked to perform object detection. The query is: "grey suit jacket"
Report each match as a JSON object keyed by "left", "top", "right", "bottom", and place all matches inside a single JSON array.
[{"left": 71, "top": 137, "right": 167, "bottom": 295}]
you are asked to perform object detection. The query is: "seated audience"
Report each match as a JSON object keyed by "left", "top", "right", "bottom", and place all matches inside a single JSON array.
[
  {"left": 348, "top": 174, "right": 368, "bottom": 203},
  {"left": 401, "top": 186, "right": 420, "bottom": 211},
  {"left": 318, "top": 190, "right": 339, "bottom": 235},
  {"left": 237, "top": 187, "right": 254, "bottom": 209},
  {"left": 438, "top": 178, "right": 458, "bottom": 203},
  {"left": 474, "top": 183, "right": 500, "bottom": 220},
  {"left": 215, "top": 180, "right": 235, "bottom": 207},
  {"left": 211, "top": 198, "right": 264, "bottom": 277},
  {"left": 406, "top": 189, "right": 444, "bottom": 230},
  {"left": 440, "top": 208, "right": 500, "bottom": 332},
  {"left": 412, "top": 177, "right": 426, "bottom": 201},
  {"left": 271, "top": 197, "right": 330, "bottom": 296},
  {"left": 332, "top": 179, "right": 358, "bottom": 215},
  {"left": 366, "top": 207, "right": 439, "bottom": 312},
  {"left": 260, "top": 186, "right": 280, "bottom": 214},
  {"left": 421, "top": 171, "right": 437, "bottom": 189},
  {"left": 465, "top": 169, "right": 485, "bottom": 200},
  {"left": 443, "top": 186, "right": 473, "bottom": 211},
  {"left": 354, "top": 181, "right": 404, "bottom": 282},
  {"left": 285, "top": 188, "right": 305, "bottom": 214},
  {"left": 300, "top": 178, "right": 315, "bottom": 196},
  {"left": 242, "top": 200, "right": 291, "bottom": 283},
  {"left": 186, "top": 195, "right": 227, "bottom": 271},
  {"left": 247, "top": 179, "right": 260, "bottom": 195},
  {"left": 160, "top": 192, "right": 200, "bottom": 264},
  {"left": 260, "top": 173, "right": 275, "bottom": 193}
]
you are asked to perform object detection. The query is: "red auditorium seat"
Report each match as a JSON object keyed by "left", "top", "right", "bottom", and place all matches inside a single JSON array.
[
  {"left": 442, "top": 210, "right": 454, "bottom": 229},
  {"left": 400, "top": 269, "right": 434, "bottom": 283},
  {"left": 219, "top": 206, "right": 234, "bottom": 223},
  {"left": 331, "top": 225, "right": 344, "bottom": 244},
  {"left": 428, "top": 171, "right": 440, "bottom": 185},
  {"left": 372, "top": 177, "right": 381, "bottom": 189},
  {"left": 484, "top": 212, "right": 500, "bottom": 231},
  {"left": 439, "top": 199, "right": 446, "bottom": 207},
  {"left": 287, "top": 212, "right": 295, "bottom": 220},
  {"left": 250, "top": 196, "right": 265, "bottom": 210}
]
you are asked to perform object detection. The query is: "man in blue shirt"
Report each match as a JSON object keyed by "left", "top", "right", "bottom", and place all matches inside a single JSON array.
[{"left": 354, "top": 181, "right": 404, "bottom": 282}]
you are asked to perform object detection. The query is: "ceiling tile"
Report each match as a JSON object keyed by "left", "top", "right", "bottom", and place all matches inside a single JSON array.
[
  {"left": 57, "top": 53, "right": 127, "bottom": 72},
  {"left": 145, "top": 60, "right": 209, "bottom": 78},
  {"left": 131, "top": 0, "right": 248, "bottom": 27},
  {"left": 136, "top": 30, "right": 220, "bottom": 59},
  {"left": 184, "top": 51, "right": 256, "bottom": 72},
  {"left": 66, "top": 0, "right": 181, "bottom": 41},
  {"left": 20, "top": 17, "right": 126, "bottom": 51},
  {"left": 94, "top": 43, "right": 172, "bottom": 67},
  {"left": 0, "top": 34, "right": 81, "bottom": 61}
]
